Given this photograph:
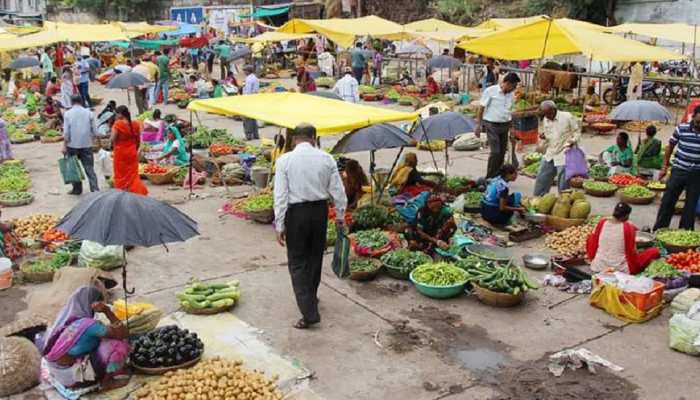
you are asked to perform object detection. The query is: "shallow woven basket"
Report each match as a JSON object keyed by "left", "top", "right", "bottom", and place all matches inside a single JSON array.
[
  {"left": 0, "top": 194, "right": 33, "bottom": 207},
  {"left": 40, "top": 136, "right": 63, "bottom": 143},
  {"left": 145, "top": 169, "right": 176, "bottom": 185},
  {"left": 545, "top": 215, "right": 585, "bottom": 231},
  {"left": 246, "top": 208, "right": 274, "bottom": 224},
  {"left": 568, "top": 176, "right": 585, "bottom": 189},
  {"left": 132, "top": 355, "right": 202, "bottom": 376},
  {"left": 0, "top": 337, "right": 41, "bottom": 396},
  {"left": 472, "top": 283, "right": 524, "bottom": 307},
  {"left": 620, "top": 192, "right": 656, "bottom": 205},
  {"left": 10, "top": 137, "right": 34, "bottom": 144},
  {"left": 349, "top": 258, "right": 383, "bottom": 281},
  {"left": 19, "top": 261, "right": 54, "bottom": 283},
  {"left": 584, "top": 186, "right": 617, "bottom": 197}
]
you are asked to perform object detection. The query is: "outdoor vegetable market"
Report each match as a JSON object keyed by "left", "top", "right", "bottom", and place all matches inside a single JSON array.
[{"left": 2, "top": 4, "right": 700, "bottom": 400}]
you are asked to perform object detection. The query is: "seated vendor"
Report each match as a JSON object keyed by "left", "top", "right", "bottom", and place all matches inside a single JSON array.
[
  {"left": 407, "top": 194, "right": 456, "bottom": 253},
  {"left": 481, "top": 164, "right": 524, "bottom": 226},
  {"left": 342, "top": 159, "right": 368, "bottom": 210},
  {"left": 41, "top": 97, "right": 62, "bottom": 130},
  {"left": 42, "top": 286, "right": 129, "bottom": 391},
  {"left": 635, "top": 125, "right": 663, "bottom": 179},
  {"left": 390, "top": 152, "right": 435, "bottom": 197},
  {"left": 399, "top": 70, "right": 414, "bottom": 87},
  {"left": 425, "top": 76, "right": 440, "bottom": 96},
  {"left": 141, "top": 109, "right": 165, "bottom": 144},
  {"left": 154, "top": 126, "right": 190, "bottom": 167},
  {"left": 587, "top": 202, "right": 660, "bottom": 274},
  {"left": 210, "top": 79, "right": 224, "bottom": 98},
  {"left": 583, "top": 85, "right": 601, "bottom": 112},
  {"left": 600, "top": 131, "right": 636, "bottom": 176}
]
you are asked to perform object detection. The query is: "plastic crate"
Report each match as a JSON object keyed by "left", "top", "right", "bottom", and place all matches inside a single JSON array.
[
  {"left": 512, "top": 115, "right": 539, "bottom": 131},
  {"left": 592, "top": 276, "right": 664, "bottom": 312},
  {"left": 514, "top": 128, "right": 539, "bottom": 145}
]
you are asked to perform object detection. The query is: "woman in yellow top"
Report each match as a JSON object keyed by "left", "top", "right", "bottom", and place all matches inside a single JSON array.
[{"left": 270, "top": 133, "right": 286, "bottom": 172}]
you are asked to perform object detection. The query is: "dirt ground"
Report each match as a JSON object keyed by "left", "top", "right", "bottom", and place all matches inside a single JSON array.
[{"left": 2, "top": 76, "right": 698, "bottom": 400}]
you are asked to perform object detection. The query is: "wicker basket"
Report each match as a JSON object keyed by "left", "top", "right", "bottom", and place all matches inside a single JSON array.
[
  {"left": 349, "top": 258, "right": 383, "bottom": 281},
  {"left": 659, "top": 240, "right": 699, "bottom": 254},
  {"left": 620, "top": 192, "right": 656, "bottom": 205},
  {"left": 568, "top": 176, "right": 585, "bottom": 189},
  {"left": 0, "top": 194, "right": 34, "bottom": 207},
  {"left": 132, "top": 355, "right": 202, "bottom": 376},
  {"left": 246, "top": 208, "right": 274, "bottom": 224},
  {"left": 0, "top": 337, "right": 41, "bottom": 396},
  {"left": 145, "top": 169, "right": 176, "bottom": 185},
  {"left": 10, "top": 137, "right": 34, "bottom": 144},
  {"left": 19, "top": 261, "right": 55, "bottom": 283},
  {"left": 472, "top": 283, "right": 524, "bottom": 307},
  {"left": 545, "top": 215, "right": 585, "bottom": 231},
  {"left": 0, "top": 315, "right": 48, "bottom": 338},
  {"left": 40, "top": 136, "right": 63, "bottom": 143},
  {"left": 584, "top": 186, "right": 617, "bottom": 197}
]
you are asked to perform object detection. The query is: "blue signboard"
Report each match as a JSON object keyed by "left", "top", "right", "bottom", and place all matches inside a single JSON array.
[{"left": 170, "top": 7, "right": 204, "bottom": 25}]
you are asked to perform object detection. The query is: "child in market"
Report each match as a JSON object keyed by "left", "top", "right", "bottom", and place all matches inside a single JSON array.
[{"left": 480, "top": 164, "right": 525, "bottom": 226}]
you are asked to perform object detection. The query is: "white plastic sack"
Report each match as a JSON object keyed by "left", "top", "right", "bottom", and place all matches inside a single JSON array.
[
  {"left": 671, "top": 288, "right": 700, "bottom": 315},
  {"left": 78, "top": 240, "right": 125, "bottom": 271},
  {"left": 669, "top": 313, "right": 700, "bottom": 355},
  {"left": 453, "top": 133, "right": 481, "bottom": 151},
  {"left": 451, "top": 194, "right": 465, "bottom": 213}
]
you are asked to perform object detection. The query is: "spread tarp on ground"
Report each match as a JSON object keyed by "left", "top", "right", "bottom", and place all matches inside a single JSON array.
[
  {"left": 607, "top": 23, "right": 700, "bottom": 44},
  {"left": 459, "top": 18, "right": 685, "bottom": 62},
  {"left": 277, "top": 15, "right": 411, "bottom": 48},
  {"left": 188, "top": 92, "right": 417, "bottom": 136}
]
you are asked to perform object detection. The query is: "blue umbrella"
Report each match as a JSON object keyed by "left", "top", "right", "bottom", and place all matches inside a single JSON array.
[
  {"left": 332, "top": 124, "right": 412, "bottom": 154},
  {"left": 106, "top": 71, "right": 149, "bottom": 89},
  {"left": 427, "top": 55, "right": 462, "bottom": 69},
  {"left": 229, "top": 46, "right": 251, "bottom": 61},
  {"left": 608, "top": 100, "right": 672, "bottom": 122},
  {"left": 412, "top": 112, "right": 476, "bottom": 141}
]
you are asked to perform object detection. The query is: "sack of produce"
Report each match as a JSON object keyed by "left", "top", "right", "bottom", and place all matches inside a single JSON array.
[
  {"left": 78, "top": 240, "right": 125, "bottom": 270},
  {"left": 669, "top": 313, "right": 700, "bottom": 355},
  {"left": 177, "top": 280, "right": 241, "bottom": 313},
  {"left": 0, "top": 336, "right": 41, "bottom": 396},
  {"left": 670, "top": 288, "right": 700, "bottom": 315},
  {"left": 453, "top": 133, "right": 481, "bottom": 151}
]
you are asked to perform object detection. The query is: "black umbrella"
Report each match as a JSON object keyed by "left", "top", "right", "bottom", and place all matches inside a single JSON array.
[
  {"left": 411, "top": 112, "right": 476, "bottom": 141},
  {"left": 427, "top": 55, "right": 462, "bottom": 69},
  {"left": 332, "top": 123, "right": 412, "bottom": 154},
  {"left": 106, "top": 71, "right": 149, "bottom": 89},
  {"left": 9, "top": 56, "right": 40, "bottom": 70},
  {"left": 229, "top": 46, "right": 251, "bottom": 61},
  {"left": 307, "top": 90, "right": 343, "bottom": 101},
  {"left": 56, "top": 190, "right": 199, "bottom": 308}
]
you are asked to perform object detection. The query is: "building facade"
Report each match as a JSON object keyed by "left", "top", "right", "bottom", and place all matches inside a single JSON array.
[{"left": 0, "top": 0, "right": 46, "bottom": 16}]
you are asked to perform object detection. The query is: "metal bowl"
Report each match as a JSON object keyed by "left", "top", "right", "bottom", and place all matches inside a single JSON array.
[
  {"left": 636, "top": 231, "right": 656, "bottom": 249},
  {"left": 523, "top": 254, "right": 550, "bottom": 270},
  {"left": 524, "top": 212, "right": 548, "bottom": 224}
]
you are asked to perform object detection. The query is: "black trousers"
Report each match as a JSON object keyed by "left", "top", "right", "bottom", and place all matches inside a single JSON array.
[
  {"left": 484, "top": 121, "right": 511, "bottom": 178},
  {"left": 654, "top": 168, "right": 700, "bottom": 230},
  {"left": 285, "top": 200, "right": 328, "bottom": 323},
  {"left": 67, "top": 147, "right": 99, "bottom": 194}
]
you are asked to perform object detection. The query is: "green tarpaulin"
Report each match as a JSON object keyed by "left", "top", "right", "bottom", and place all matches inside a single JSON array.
[
  {"left": 242, "top": 6, "right": 290, "bottom": 19},
  {"left": 108, "top": 39, "right": 178, "bottom": 50}
]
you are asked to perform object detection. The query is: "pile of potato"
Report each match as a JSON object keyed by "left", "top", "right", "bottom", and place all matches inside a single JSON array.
[
  {"left": 133, "top": 357, "right": 282, "bottom": 400},
  {"left": 13, "top": 214, "right": 59, "bottom": 240},
  {"left": 545, "top": 224, "right": 594, "bottom": 257}
]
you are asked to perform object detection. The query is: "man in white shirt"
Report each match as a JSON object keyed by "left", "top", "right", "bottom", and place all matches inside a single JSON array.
[
  {"left": 332, "top": 67, "right": 360, "bottom": 103},
  {"left": 474, "top": 72, "right": 520, "bottom": 178},
  {"left": 241, "top": 65, "right": 259, "bottom": 140},
  {"left": 273, "top": 123, "right": 347, "bottom": 329},
  {"left": 534, "top": 100, "right": 581, "bottom": 196}
]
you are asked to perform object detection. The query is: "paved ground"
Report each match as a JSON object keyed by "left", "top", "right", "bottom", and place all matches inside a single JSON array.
[{"left": 2, "top": 79, "right": 698, "bottom": 400}]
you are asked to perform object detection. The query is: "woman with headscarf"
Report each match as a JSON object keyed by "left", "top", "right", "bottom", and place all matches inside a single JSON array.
[
  {"left": 342, "top": 159, "right": 368, "bottom": 210},
  {"left": 155, "top": 125, "right": 190, "bottom": 167},
  {"left": 426, "top": 76, "right": 440, "bottom": 96},
  {"left": 635, "top": 125, "right": 663, "bottom": 179},
  {"left": 141, "top": 108, "right": 165, "bottom": 144},
  {"left": 111, "top": 105, "right": 148, "bottom": 196},
  {"left": 407, "top": 195, "right": 456, "bottom": 253},
  {"left": 59, "top": 67, "right": 75, "bottom": 109},
  {"left": 42, "top": 286, "right": 129, "bottom": 391},
  {"left": 0, "top": 117, "right": 13, "bottom": 162},
  {"left": 389, "top": 152, "right": 434, "bottom": 197}
]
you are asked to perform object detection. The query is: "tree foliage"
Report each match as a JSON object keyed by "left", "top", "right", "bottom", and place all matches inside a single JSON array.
[{"left": 55, "top": 0, "right": 150, "bottom": 17}]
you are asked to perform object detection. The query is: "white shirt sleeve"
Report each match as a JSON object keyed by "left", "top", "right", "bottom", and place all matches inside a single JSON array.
[
  {"left": 273, "top": 156, "right": 290, "bottom": 233},
  {"left": 326, "top": 156, "right": 348, "bottom": 220},
  {"left": 479, "top": 86, "right": 492, "bottom": 108},
  {"left": 352, "top": 79, "right": 360, "bottom": 103}
]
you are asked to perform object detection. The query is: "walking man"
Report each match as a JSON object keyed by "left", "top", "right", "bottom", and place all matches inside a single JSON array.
[
  {"left": 332, "top": 67, "right": 360, "bottom": 103},
  {"left": 534, "top": 100, "right": 581, "bottom": 196},
  {"left": 40, "top": 47, "right": 54, "bottom": 93},
  {"left": 653, "top": 106, "right": 700, "bottom": 230},
  {"left": 274, "top": 123, "right": 347, "bottom": 329},
  {"left": 350, "top": 42, "right": 365, "bottom": 84},
  {"left": 214, "top": 40, "right": 232, "bottom": 80},
  {"left": 241, "top": 65, "right": 259, "bottom": 140},
  {"left": 155, "top": 49, "right": 170, "bottom": 105},
  {"left": 77, "top": 53, "right": 92, "bottom": 108},
  {"left": 63, "top": 95, "right": 99, "bottom": 195},
  {"left": 474, "top": 72, "right": 520, "bottom": 178}
]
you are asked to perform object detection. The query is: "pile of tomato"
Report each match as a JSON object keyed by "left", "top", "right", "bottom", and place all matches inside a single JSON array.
[
  {"left": 666, "top": 250, "right": 700, "bottom": 273},
  {"left": 144, "top": 164, "right": 170, "bottom": 174},
  {"left": 609, "top": 174, "right": 645, "bottom": 187},
  {"left": 42, "top": 228, "right": 69, "bottom": 242},
  {"left": 209, "top": 143, "right": 233, "bottom": 156}
]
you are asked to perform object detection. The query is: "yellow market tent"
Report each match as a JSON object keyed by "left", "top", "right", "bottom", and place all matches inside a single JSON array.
[
  {"left": 187, "top": 92, "right": 417, "bottom": 136},
  {"left": 405, "top": 18, "right": 470, "bottom": 33},
  {"left": 476, "top": 15, "right": 547, "bottom": 30},
  {"left": 237, "top": 31, "right": 317, "bottom": 44},
  {"left": 458, "top": 18, "right": 684, "bottom": 62},
  {"left": 44, "top": 21, "right": 133, "bottom": 42},
  {"left": 4, "top": 25, "right": 41, "bottom": 35},
  {"left": 276, "top": 15, "right": 411, "bottom": 48},
  {"left": 0, "top": 30, "right": 61, "bottom": 52},
  {"left": 607, "top": 23, "right": 700, "bottom": 44},
  {"left": 404, "top": 18, "right": 490, "bottom": 42},
  {"left": 115, "top": 22, "right": 176, "bottom": 35}
]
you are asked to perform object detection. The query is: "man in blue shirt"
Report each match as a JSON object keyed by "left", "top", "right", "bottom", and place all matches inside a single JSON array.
[
  {"left": 350, "top": 42, "right": 365, "bottom": 84},
  {"left": 63, "top": 95, "right": 98, "bottom": 195},
  {"left": 654, "top": 105, "right": 700, "bottom": 230},
  {"left": 77, "top": 54, "right": 92, "bottom": 108}
]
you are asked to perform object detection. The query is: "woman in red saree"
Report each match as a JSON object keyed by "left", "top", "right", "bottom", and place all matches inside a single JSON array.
[{"left": 111, "top": 106, "right": 148, "bottom": 196}]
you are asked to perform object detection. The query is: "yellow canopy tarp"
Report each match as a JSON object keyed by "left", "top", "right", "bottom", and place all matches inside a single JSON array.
[
  {"left": 607, "top": 23, "right": 700, "bottom": 44},
  {"left": 4, "top": 25, "right": 41, "bottom": 35},
  {"left": 44, "top": 21, "right": 132, "bottom": 42},
  {"left": 187, "top": 92, "right": 417, "bottom": 136},
  {"left": 0, "top": 30, "right": 61, "bottom": 51},
  {"left": 459, "top": 18, "right": 684, "bottom": 62},
  {"left": 116, "top": 22, "right": 177, "bottom": 35},
  {"left": 238, "top": 31, "right": 316, "bottom": 44},
  {"left": 404, "top": 19, "right": 490, "bottom": 42},
  {"left": 476, "top": 15, "right": 547, "bottom": 30},
  {"left": 277, "top": 15, "right": 411, "bottom": 48}
]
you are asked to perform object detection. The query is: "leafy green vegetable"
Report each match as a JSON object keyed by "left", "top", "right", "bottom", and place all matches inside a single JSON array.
[
  {"left": 350, "top": 258, "right": 378, "bottom": 272},
  {"left": 412, "top": 262, "right": 467, "bottom": 286},
  {"left": 589, "top": 164, "right": 610, "bottom": 179},
  {"left": 242, "top": 193, "right": 273, "bottom": 212},
  {"left": 523, "top": 160, "right": 541, "bottom": 175},
  {"left": 464, "top": 191, "right": 483, "bottom": 208},
  {"left": 643, "top": 260, "right": 682, "bottom": 279},
  {"left": 0, "top": 164, "right": 30, "bottom": 193},
  {"left": 352, "top": 229, "right": 389, "bottom": 250},
  {"left": 445, "top": 176, "right": 472, "bottom": 190},
  {"left": 352, "top": 205, "right": 389, "bottom": 231},
  {"left": 380, "top": 249, "right": 432, "bottom": 275},
  {"left": 524, "top": 152, "right": 542, "bottom": 162}
]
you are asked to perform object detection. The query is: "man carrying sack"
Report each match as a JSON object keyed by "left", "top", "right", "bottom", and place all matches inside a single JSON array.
[
  {"left": 273, "top": 123, "right": 347, "bottom": 329},
  {"left": 63, "top": 95, "right": 99, "bottom": 195}
]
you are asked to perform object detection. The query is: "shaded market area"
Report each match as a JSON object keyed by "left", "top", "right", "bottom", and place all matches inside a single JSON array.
[{"left": 0, "top": 9, "right": 700, "bottom": 400}]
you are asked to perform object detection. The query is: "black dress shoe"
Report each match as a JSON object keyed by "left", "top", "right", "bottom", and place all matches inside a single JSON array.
[{"left": 67, "top": 190, "right": 82, "bottom": 195}]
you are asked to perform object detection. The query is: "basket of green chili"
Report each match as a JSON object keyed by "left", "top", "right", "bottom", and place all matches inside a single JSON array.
[
  {"left": 410, "top": 262, "right": 468, "bottom": 299},
  {"left": 19, "top": 253, "right": 72, "bottom": 283}
]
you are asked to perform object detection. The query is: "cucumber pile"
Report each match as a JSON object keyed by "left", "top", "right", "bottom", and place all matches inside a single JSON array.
[
  {"left": 457, "top": 256, "right": 539, "bottom": 296},
  {"left": 177, "top": 280, "right": 241, "bottom": 311}
]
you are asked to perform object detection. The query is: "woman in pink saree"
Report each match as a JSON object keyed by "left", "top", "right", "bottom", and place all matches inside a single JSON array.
[{"left": 42, "top": 286, "right": 130, "bottom": 391}]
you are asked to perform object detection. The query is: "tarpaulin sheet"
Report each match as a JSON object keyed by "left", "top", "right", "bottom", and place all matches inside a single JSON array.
[
  {"left": 188, "top": 92, "right": 417, "bottom": 136},
  {"left": 459, "top": 18, "right": 685, "bottom": 62},
  {"left": 242, "top": 31, "right": 316, "bottom": 43},
  {"left": 277, "top": 15, "right": 412, "bottom": 48},
  {"left": 476, "top": 15, "right": 548, "bottom": 30},
  {"left": 179, "top": 37, "right": 209, "bottom": 48},
  {"left": 607, "top": 23, "right": 700, "bottom": 44},
  {"left": 116, "top": 21, "right": 177, "bottom": 35}
]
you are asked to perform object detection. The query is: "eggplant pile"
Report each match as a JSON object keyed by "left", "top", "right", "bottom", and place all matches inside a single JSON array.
[{"left": 131, "top": 325, "right": 203, "bottom": 368}]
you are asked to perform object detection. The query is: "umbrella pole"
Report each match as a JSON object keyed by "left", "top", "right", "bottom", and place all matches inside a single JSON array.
[
  {"left": 415, "top": 117, "right": 440, "bottom": 173},
  {"left": 121, "top": 247, "right": 133, "bottom": 333},
  {"left": 540, "top": 18, "right": 554, "bottom": 61},
  {"left": 189, "top": 111, "right": 194, "bottom": 197},
  {"left": 378, "top": 147, "right": 404, "bottom": 200}
]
